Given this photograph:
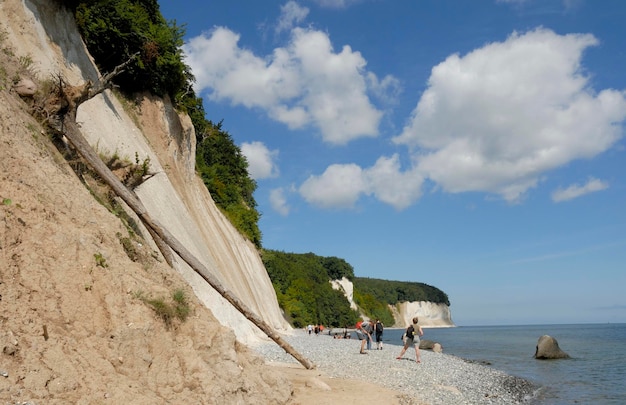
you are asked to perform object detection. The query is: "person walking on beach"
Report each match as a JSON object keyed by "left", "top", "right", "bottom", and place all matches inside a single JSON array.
[
  {"left": 396, "top": 317, "right": 423, "bottom": 363},
  {"left": 355, "top": 320, "right": 371, "bottom": 354},
  {"left": 374, "top": 319, "right": 384, "bottom": 350}
]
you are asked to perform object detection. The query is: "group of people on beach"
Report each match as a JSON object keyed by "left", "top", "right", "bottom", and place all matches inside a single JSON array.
[
  {"left": 356, "top": 317, "right": 424, "bottom": 363},
  {"left": 306, "top": 316, "right": 424, "bottom": 363},
  {"left": 306, "top": 324, "right": 325, "bottom": 335}
]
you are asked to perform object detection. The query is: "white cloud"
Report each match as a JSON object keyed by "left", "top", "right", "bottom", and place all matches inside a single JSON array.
[
  {"left": 364, "top": 155, "right": 423, "bottom": 210},
  {"left": 551, "top": 177, "right": 609, "bottom": 202},
  {"left": 298, "top": 154, "right": 423, "bottom": 210},
  {"left": 269, "top": 188, "right": 290, "bottom": 216},
  {"left": 183, "top": 25, "right": 389, "bottom": 145},
  {"left": 394, "top": 28, "right": 626, "bottom": 203},
  {"left": 366, "top": 71, "right": 402, "bottom": 105},
  {"left": 276, "top": 1, "right": 309, "bottom": 34},
  {"left": 240, "top": 141, "right": 279, "bottom": 180},
  {"left": 299, "top": 163, "right": 366, "bottom": 209}
]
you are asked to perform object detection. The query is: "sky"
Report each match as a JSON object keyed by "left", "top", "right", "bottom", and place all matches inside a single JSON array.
[{"left": 158, "top": 0, "right": 626, "bottom": 326}]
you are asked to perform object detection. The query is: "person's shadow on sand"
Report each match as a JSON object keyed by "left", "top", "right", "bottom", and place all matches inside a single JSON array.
[{"left": 396, "top": 357, "right": 420, "bottom": 363}]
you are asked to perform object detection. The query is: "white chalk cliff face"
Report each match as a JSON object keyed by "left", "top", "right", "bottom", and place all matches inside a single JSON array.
[
  {"left": 394, "top": 301, "right": 454, "bottom": 328},
  {"left": 6, "top": 0, "right": 290, "bottom": 343},
  {"left": 331, "top": 278, "right": 454, "bottom": 327},
  {"left": 330, "top": 277, "right": 358, "bottom": 310}
]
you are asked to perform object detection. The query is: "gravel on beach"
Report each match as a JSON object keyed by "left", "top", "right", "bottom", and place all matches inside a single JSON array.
[{"left": 252, "top": 330, "right": 539, "bottom": 405}]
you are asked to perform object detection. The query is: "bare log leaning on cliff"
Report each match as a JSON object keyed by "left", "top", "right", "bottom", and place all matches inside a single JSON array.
[{"left": 51, "top": 58, "right": 315, "bottom": 370}]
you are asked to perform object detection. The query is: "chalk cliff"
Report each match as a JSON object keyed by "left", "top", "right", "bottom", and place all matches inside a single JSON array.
[
  {"left": 393, "top": 301, "right": 454, "bottom": 328},
  {"left": 330, "top": 277, "right": 358, "bottom": 310},
  {"left": 1, "top": 0, "right": 289, "bottom": 344},
  {"left": 331, "top": 278, "right": 454, "bottom": 327}
]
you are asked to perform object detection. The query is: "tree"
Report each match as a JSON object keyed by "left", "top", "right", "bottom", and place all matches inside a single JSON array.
[
  {"left": 73, "top": 0, "right": 187, "bottom": 98},
  {"left": 320, "top": 256, "right": 355, "bottom": 281},
  {"left": 195, "top": 122, "right": 261, "bottom": 247}
]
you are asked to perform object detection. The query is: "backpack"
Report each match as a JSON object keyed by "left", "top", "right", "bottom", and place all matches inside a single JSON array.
[
  {"left": 405, "top": 325, "right": 415, "bottom": 340},
  {"left": 375, "top": 322, "right": 383, "bottom": 333}
]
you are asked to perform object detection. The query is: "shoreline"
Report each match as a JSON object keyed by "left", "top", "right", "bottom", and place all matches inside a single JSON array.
[{"left": 253, "top": 330, "right": 539, "bottom": 404}]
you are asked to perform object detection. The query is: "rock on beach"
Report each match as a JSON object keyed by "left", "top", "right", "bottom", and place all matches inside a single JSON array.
[{"left": 253, "top": 330, "right": 538, "bottom": 404}]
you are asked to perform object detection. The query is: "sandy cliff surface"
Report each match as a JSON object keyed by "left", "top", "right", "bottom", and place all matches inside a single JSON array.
[
  {"left": 0, "top": 64, "right": 294, "bottom": 404},
  {"left": 0, "top": 1, "right": 298, "bottom": 402},
  {"left": 1, "top": 0, "right": 289, "bottom": 345},
  {"left": 0, "top": 0, "right": 297, "bottom": 403}
]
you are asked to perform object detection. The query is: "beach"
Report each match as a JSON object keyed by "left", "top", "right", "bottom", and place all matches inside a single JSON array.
[{"left": 253, "top": 330, "right": 537, "bottom": 404}]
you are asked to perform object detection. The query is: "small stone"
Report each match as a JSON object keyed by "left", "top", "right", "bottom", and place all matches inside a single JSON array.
[
  {"left": 3, "top": 345, "right": 17, "bottom": 356},
  {"left": 13, "top": 78, "right": 37, "bottom": 97}
]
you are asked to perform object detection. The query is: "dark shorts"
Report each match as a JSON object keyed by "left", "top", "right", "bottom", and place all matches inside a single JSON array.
[{"left": 375, "top": 332, "right": 383, "bottom": 342}]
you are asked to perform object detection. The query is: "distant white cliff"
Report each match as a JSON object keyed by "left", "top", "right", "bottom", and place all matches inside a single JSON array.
[
  {"left": 393, "top": 301, "right": 454, "bottom": 328},
  {"left": 330, "top": 277, "right": 358, "bottom": 310},
  {"left": 331, "top": 278, "right": 454, "bottom": 327}
]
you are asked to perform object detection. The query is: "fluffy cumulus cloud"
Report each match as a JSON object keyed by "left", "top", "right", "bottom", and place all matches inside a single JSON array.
[
  {"left": 183, "top": 22, "right": 390, "bottom": 145},
  {"left": 364, "top": 155, "right": 423, "bottom": 210},
  {"left": 240, "top": 141, "right": 279, "bottom": 180},
  {"left": 299, "top": 155, "right": 423, "bottom": 210},
  {"left": 394, "top": 28, "right": 626, "bottom": 203},
  {"left": 269, "top": 187, "right": 290, "bottom": 216},
  {"left": 299, "top": 163, "right": 366, "bottom": 209},
  {"left": 551, "top": 177, "right": 609, "bottom": 202}
]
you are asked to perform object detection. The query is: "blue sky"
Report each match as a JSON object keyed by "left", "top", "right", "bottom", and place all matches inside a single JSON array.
[{"left": 158, "top": 0, "right": 626, "bottom": 326}]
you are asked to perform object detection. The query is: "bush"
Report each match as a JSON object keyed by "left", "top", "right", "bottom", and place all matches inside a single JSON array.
[{"left": 141, "top": 288, "right": 191, "bottom": 329}]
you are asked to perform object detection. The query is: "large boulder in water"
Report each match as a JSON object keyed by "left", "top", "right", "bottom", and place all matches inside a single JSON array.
[
  {"left": 534, "top": 335, "right": 570, "bottom": 359},
  {"left": 419, "top": 339, "right": 443, "bottom": 353}
]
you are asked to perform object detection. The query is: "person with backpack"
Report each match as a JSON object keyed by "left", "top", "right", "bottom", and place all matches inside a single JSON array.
[
  {"left": 396, "top": 317, "right": 424, "bottom": 363},
  {"left": 374, "top": 319, "right": 384, "bottom": 350}
]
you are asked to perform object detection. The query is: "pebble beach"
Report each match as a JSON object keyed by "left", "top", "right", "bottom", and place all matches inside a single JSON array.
[{"left": 252, "top": 330, "right": 539, "bottom": 405}]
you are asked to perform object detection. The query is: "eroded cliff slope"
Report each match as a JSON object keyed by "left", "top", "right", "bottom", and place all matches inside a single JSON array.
[
  {"left": 0, "top": 0, "right": 297, "bottom": 403},
  {"left": 1, "top": 0, "right": 289, "bottom": 344}
]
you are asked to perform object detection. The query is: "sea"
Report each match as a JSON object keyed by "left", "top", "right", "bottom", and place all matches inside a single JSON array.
[{"left": 382, "top": 323, "right": 626, "bottom": 405}]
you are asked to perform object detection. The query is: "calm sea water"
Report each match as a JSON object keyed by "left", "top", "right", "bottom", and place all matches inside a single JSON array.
[{"left": 383, "top": 323, "right": 626, "bottom": 405}]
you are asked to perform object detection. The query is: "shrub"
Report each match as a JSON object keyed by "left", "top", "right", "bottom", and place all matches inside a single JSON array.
[{"left": 142, "top": 288, "right": 191, "bottom": 329}]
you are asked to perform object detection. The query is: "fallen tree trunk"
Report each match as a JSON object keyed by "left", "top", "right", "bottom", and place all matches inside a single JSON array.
[{"left": 55, "top": 68, "right": 314, "bottom": 370}]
